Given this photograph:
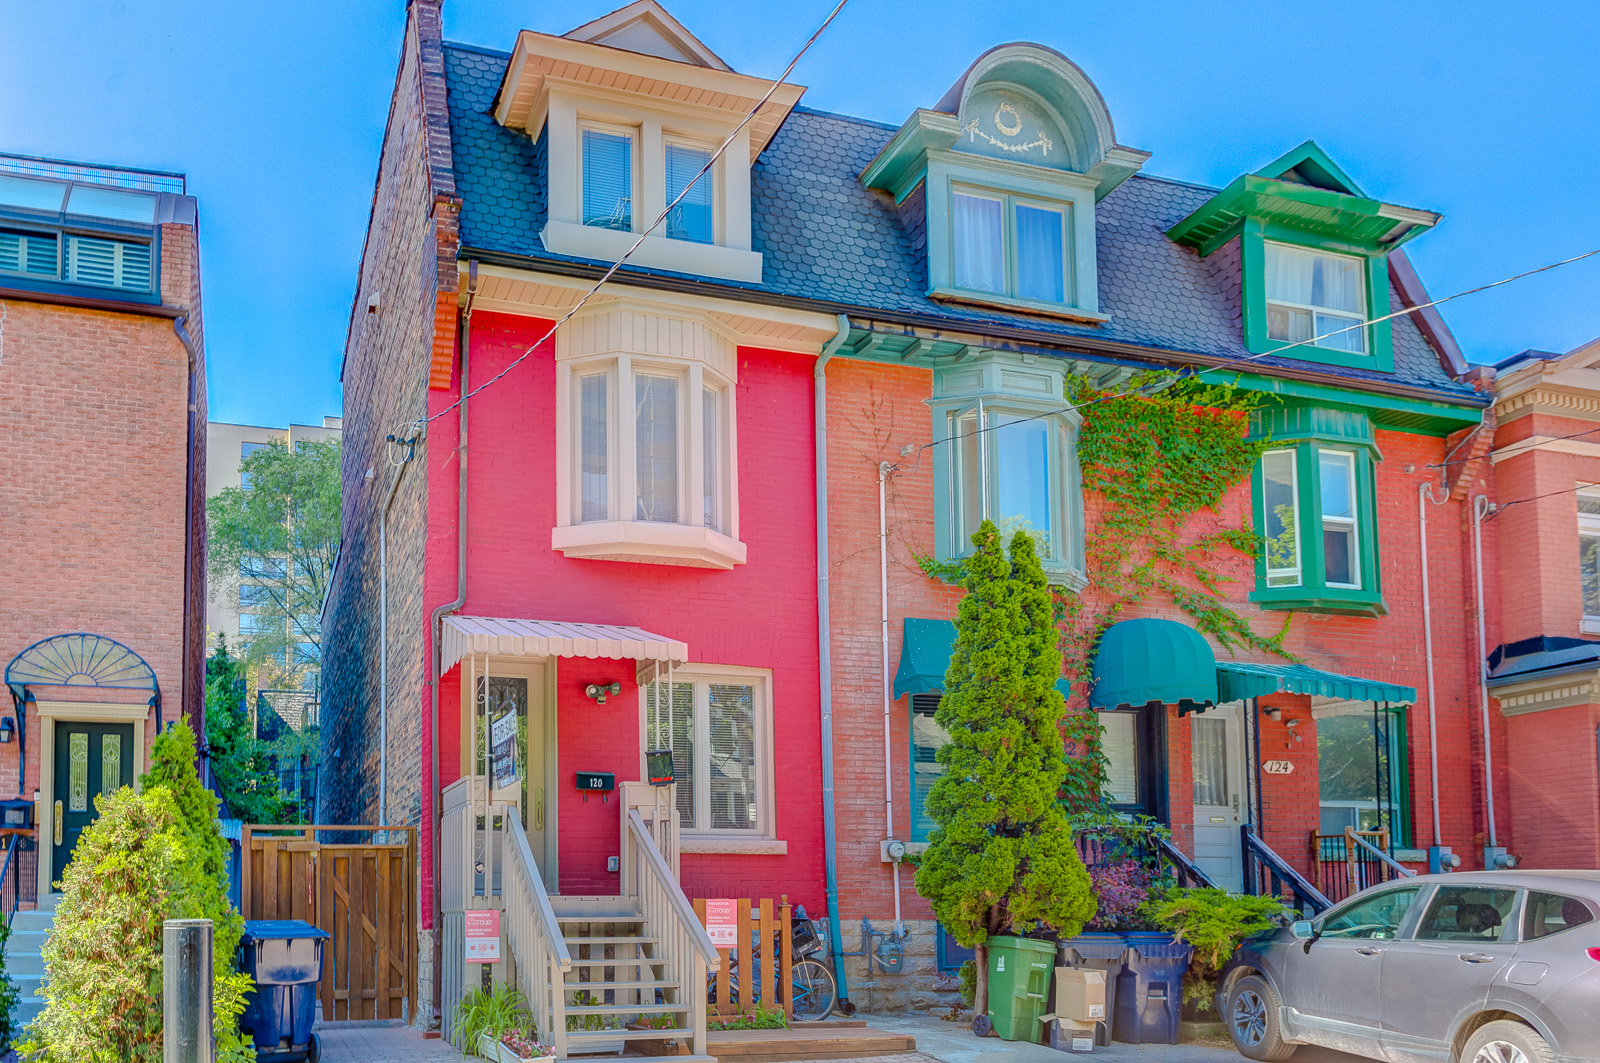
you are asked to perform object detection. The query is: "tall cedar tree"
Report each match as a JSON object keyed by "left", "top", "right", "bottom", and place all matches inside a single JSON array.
[
  {"left": 915, "top": 522, "right": 1096, "bottom": 1023},
  {"left": 204, "top": 637, "right": 282, "bottom": 824}
]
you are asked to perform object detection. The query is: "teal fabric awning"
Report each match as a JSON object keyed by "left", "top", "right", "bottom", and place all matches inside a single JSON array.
[
  {"left": 1090, "top": 618, "right": 1219, "bottom": 713},
  {"left": 894, "top": 618, "right": 958, "bottom": 699},
  {"left": 893, "top": 617, "right": 1072, "bottom": 700},
  {"left": 1216, "top": 661, "right": 1415, "bottom": 704}
]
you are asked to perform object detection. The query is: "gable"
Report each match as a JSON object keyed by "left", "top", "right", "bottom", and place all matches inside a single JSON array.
[{"left": 563, "top": 0, "right": 730, "bottom": 71}]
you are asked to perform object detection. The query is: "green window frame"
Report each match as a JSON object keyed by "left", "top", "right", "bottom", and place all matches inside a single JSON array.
[
  {"left": 909, "top": 693, "right": 948, "bottom": 843},
  {"left": 1317, "top": 705, "right": 1411, "bottom": 850},
  {"left": 1241, "top": 218, "right": 1393, "bottom": 372},
  {"left": 1249, "top": 407, "right": 1384, "bottom": 615}
]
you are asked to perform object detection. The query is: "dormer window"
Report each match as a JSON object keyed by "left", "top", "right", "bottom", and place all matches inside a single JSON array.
[
  {"left": 581, "top": 126, "right": 634, "bottom": 231},
  {"left": 1265, "top": 242, "right": 1366, "bottom": 353},
  {"left": 665, "top": 142, "right": 714, "bottom": 244},
  {"left": 951, "top": 188, "right": 1070, "bottom": 304}
]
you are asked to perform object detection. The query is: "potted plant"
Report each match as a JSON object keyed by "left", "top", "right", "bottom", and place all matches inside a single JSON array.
[
  {"left": 452, "top": 984, "right": 533, "bottom": 1058},
  {"left": 706, "top": 1005, "right": 788, "bottom": 1031},
  {"left": 491, "top": 1029, "right": 555, "bottom": 1063}
]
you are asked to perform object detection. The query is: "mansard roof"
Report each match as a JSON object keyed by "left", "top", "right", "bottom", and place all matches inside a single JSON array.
[{"left": 441, "top": 42, "right": 1478, "bottom": 403}]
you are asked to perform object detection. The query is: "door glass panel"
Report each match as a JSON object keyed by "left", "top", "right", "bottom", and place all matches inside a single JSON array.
[
  {"left": 1523, "top": 891, "right": 1596, "bottom": 939},
  {"left": 1320, "top": 886, "right": 1419, "bottom": 939},
  {"left": 476, "top": 676, "right": 529, "bottom": 827},
  {"left": 1192, "top": 716, "right": 1229, "bottom": 807},
  {"left": 101, "top": 733, "right": 122, "bottom": 800},
  {"left": 1099, "top": 712, "right": 1138, "bottom": 805},
  {"left": 68, "top": 731, "right": 89, "bottom": 812},
  {"left": 708, "top": 683, "right": 757, "bottom": 831},
  {"left": 1416, "top": 886, "right": 1517, "bottom": 942}
]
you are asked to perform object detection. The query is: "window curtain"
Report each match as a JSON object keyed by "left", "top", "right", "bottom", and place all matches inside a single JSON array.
[
  {"left": 1014, "top": 203, "right": 1066, "bottom": 303},
  {"left": 635, "top": 374, "right": 679, "bottom": 523},
  {"left": 580, "top": 373, "right": 608, "bottom": 522},
  {"left": 952, "top": 192, "right": 1004, "bottom": 293},
  {"left": 665, "top": 144, "right": 714, "bottom": 244},
  {"left": 1265, "top": 243, "right": 1317, "bottom": 305},
  {"left": 1191, "top": 716, "right": 1229, "bottom": 808},
  {"left": 582, "top": 129, "right": 633, "bottom": 230}
]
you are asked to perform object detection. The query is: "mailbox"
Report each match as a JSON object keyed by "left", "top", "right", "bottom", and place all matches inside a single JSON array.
[
  {"left": 0, "top": 799, "right": 34, "bottom": 829},
  {"left": 575, "top": 771, "right": 616, "bottom": 793}
]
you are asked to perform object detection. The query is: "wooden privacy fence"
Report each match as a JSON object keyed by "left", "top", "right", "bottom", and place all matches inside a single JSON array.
[
  {"left": 241, "top": 825, "right": 417, "bottom": 1023},
  {"left": 694, "top": 897, "right": 793, "bottom": 1020}
]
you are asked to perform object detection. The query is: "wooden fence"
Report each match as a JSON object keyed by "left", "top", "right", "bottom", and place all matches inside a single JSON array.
[
  {"left": 694, "top": 897, "right": 793, "bottom": 1020},
  {"left": 241, "top": 825, "right": 417, "bottom": 1023}
]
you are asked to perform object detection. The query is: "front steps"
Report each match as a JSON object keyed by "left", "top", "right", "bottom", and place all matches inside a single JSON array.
[
  {"left": 550, "top": 895, "right": 711, "bottom": 1061},
  {"left": 10, "top": 892, "right": 57, "bottom": 1028}
]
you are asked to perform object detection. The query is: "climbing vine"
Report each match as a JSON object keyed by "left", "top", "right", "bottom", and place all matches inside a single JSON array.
[{"left": 921, "top": 370, "right": 1296, "bottom": 809}]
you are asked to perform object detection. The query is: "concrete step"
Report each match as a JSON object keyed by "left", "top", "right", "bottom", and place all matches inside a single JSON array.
[
  {"left": 9, "top": 911, "right": 54, "bottom": 934},
  {"left": 8, "top": 948, "right": 43, "bottom": 979},
  {"left": 13, "top": 994, "right": 43, "bottom": 1028}
]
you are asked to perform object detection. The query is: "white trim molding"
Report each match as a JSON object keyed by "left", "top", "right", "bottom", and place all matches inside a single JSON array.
[{"left": 1489, "top": 669, "right": 1600, "bottom": 717}]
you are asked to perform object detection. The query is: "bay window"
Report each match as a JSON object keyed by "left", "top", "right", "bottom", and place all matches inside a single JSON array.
[
  {"left": 554, "top": 307, "right": 744, "bottom": 569},
  {"left": 642, "top": 667, "right": 775, "bottom": 841}
]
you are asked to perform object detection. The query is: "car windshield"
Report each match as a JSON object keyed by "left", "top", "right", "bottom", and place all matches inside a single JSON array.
[{"left": 1319, "top": 887, "right": 1420, "bottom": 940}]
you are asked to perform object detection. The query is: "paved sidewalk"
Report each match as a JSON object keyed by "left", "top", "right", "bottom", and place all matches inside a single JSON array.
[{"left": 316, "top": 1022, "right": 468, "bottom": 1063}]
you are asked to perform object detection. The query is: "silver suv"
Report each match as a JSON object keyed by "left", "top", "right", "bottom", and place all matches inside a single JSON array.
[{"left": 1220, "top": 871, "right": 1600, "bottom": 1063}]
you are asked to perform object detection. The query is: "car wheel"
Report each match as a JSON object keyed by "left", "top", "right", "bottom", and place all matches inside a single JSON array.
[
  {"left": 1460, "top": 1020, "right": 1555, "bottom": 1063},
  {"left": 1227, "top": 974, "right": 1297, "bottom": 1061}
]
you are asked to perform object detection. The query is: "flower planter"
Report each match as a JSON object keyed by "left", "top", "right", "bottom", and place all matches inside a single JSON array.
[{"left": 477, "top": 1033, "right": 554, "bottom": 1063}]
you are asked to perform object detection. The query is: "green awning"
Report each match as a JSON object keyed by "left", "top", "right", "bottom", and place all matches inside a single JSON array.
[
  {"left": 893, "top": 617, "right": 1071, "bottom": 701},
  {"left": 1089, "top": 618, "right": 1219, "bottom": 714},
  {"left": 1216, "top": 661, "right": 1415, "bottom": 704}
]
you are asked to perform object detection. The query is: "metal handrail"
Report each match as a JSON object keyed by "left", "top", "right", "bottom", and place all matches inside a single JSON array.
[
  {"left": 1154, "top": 834, "right": 1217, "bottom": 889},
  {"left": 0, "top": 834, "right": 17, "bottom": 921},
  {"left": 1242, "top": 824, "right": 1332, "bottom": 914},
  {"left": 1347, "top": 829, "right": 1415, "bottom": 879}
]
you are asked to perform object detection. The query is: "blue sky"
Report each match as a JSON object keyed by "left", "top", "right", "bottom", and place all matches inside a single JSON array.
[{"left": 3, "top": 0, "right": 1597, "bottom": 427}]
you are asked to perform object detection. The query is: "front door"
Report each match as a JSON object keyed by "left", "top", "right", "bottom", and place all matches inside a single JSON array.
[
  {"left": 1191, "top": 705, "right": 1243, "bottom": 890},
  {"left": 472, "top": 664, "right": 553, "bottom": 889},
  {"left": 52, "top": 721, "right": 135, "bottom": 883}
]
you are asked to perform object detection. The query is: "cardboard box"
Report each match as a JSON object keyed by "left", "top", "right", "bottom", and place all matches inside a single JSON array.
[
  {"left": 1055, "top": 967, "right": 1107, "bottom": 1022},
  {"left": 1045, "top": 1016, "right": 1098, "bottom": 1053}
]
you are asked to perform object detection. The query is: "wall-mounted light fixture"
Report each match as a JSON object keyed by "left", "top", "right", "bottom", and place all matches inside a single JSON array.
[
  {"left": 0, "top": 718, "right": 15, "bottom": 744},
  {"left": 1263, "top": 706, "right": 1283, "bottom": 722},
  {"left": 1285, "top": 718, "right": 1302, "bottom": 743},
  {"left": 585, "top": 682, "right": 622, "bottom": 705}
]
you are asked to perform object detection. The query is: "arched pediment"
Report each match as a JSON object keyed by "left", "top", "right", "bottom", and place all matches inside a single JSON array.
[
  {"left": 5, "top": 633, "right": 159, "bottom": 698},
  {"left": 935, "top": 44, "right": 1117, "bottom": 174}
]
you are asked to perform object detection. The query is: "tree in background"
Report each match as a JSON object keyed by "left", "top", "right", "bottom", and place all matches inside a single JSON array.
[
  {"left": 915, "top": 521, "right": 1097, "bottom": 1026},
  {"left": 207, "top": 438, "right": 340, "bottom": 688},
  {"left": 204, "top": 637, "right": 281, "bottom": 824}
]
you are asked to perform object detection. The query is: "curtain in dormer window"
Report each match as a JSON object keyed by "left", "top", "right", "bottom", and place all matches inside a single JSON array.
[
  {"left": 1015, "top": 204, "right": 1065, "bottom": 303},
  {"left": 951, "top": 192, "right": 1003, "bottom": 293},
  {"left": 582, "top": 129, "right": 633, "bottom": 231},
  {"left": 665, "top": 144, "right": 714, "bottom": 244}
]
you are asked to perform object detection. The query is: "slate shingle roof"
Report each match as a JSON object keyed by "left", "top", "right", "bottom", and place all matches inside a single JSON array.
[{"left": 442, "top": 42, "right": 1473, "bottom": 399}]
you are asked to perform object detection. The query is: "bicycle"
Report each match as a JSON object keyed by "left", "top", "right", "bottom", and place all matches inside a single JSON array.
[{"left": 707, "top": 907, "right": 838, "bottom": 1021}]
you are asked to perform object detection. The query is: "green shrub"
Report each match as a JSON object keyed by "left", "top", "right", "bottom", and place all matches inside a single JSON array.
[
  {"left": 21, "top": 786, "right": 184, "bottom": 1061},
  {"left": 957, "top": 960, "right": 976, "bottom": 1008},
  {"left": 140, "top": 721, "right": 253, "bottom": 1063},
  {"left": 1146, "top": 887, "right": 1290, "bottom": 1010},
  {"left": 453, "top": 983, "right": 531, "bottom": 1051},
  {"left": 707, "top": 1005, "right": 787, "bottom": 1031},
  {"left": 0, "top": 903, "right": 19, "bottom": 1048}
]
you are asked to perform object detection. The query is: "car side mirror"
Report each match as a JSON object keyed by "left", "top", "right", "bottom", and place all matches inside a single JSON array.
[{"left": 1291, "top": 920, "right": 1315, "bottom": 941}]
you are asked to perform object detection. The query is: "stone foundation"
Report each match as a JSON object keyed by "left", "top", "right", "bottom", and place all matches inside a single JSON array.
[
  {"left": 414, "top": 927, "right": 436, "bottom": 1031},
  {"left": 816, "top": 918, "right": 965, "bottom": 1013}
]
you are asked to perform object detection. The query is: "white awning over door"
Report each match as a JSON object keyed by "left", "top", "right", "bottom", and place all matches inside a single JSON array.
[{"left": 439, "top": 616, "right": 688, "bottom": 673}]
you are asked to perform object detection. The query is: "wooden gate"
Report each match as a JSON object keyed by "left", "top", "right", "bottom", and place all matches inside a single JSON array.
[
  {"left": 694, "top": 897, "right": 793, "bottom": 1020},
  {"left": 241, "top": 825, "right": 417, "bottom": 1022}
]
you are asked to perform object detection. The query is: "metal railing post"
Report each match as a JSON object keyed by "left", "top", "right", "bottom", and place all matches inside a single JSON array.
[{"left": 164, "top": 918, "right": 214, "bottom": 1063}]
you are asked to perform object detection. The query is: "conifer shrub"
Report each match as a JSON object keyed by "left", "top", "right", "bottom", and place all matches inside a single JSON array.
[{"left": 916, "top": 521, "right": 1097, "bottom": 1024}]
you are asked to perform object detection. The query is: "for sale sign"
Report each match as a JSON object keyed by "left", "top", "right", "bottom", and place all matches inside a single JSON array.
[
  {"left": 705, "top": 898, "right": 738, "bottom": 949},
  {"left": 465, "top": 909, "right": 501, "bottom": 963}
]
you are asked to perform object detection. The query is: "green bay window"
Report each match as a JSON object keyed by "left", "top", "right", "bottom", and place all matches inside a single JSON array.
[{"left": 1250, "top": 406, "right": 1384, "bottom": 615}]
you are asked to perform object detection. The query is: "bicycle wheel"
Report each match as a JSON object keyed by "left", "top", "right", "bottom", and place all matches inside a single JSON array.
[{"left": 789, "top": 959, "right": 836, "bottom": 1020}]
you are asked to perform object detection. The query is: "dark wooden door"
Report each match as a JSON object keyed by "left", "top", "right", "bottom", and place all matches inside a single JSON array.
[{"left": 52, "top": 721, "right": 135, "bottom": 883}]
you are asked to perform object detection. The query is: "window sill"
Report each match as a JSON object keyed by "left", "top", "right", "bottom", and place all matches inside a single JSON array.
[
  {"left": 1250, "top": 585, "right": 1388, "bottom": 617},
  {"left": 940, "top": 554, "right": 1086, "bottom": 590},
  {"left": 680, "top": 837, "right": 787, "bottom": 855},
  {"left": 1245, "top": 336, "right": 1387, "bottom": 373},
  {"left": 928, "top": 286, "right": 1109, "bottom": 325},
  {"left": 542, "top": 221, "right": 763, "bottom": 284},
  {"left": 1581, "top": 617, "right": 1600, "bottom": 635},
  {"left": 553, "top": 521, "right": 747, "bottom": 569}
]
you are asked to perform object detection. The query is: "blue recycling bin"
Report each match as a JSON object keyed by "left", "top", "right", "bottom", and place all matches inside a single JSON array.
[
  {"left": 1112, "top": 931, "right": 1191, "bottom": 1045},
  {"left": 239, "top": 920, "right": 330, "bottom": 1063}
]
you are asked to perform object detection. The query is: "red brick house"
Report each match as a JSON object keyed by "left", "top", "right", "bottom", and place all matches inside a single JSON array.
[{"left": 0, "top": 152, "right": 207, "bottom": 908}]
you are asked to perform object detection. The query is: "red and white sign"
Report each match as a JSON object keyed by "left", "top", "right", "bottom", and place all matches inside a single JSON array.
[
  {"left": 1262, "top": 760, "right": 1296, "bottom": 775},
  {"left": 465, "top": 910, "right": 501, "bottom": 963},
  {"left": 704, "top": 899, "right": 738, "bottom": 949}
]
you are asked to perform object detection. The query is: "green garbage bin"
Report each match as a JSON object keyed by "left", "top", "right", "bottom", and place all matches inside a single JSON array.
[{"left": 985, "top": 935, "right": 1056, "bottom": 1043}]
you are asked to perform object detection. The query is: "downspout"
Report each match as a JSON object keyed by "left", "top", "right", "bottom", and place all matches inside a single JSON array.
[
  {"left": 1471, "top": 495, "right": 1499, "bottom": 847},
  {"left": 878, "top": 461, "right": 903, "bottom": 936},
  {"left": 378, "top": 435, "right": 416, "bottom": 826},
  {"left": 429, "top": 260, "right": 476, "bottom": 1017},
  {"left": 813, "top": 314, "right": 853, "bottom": 1010},
  {"left": 1418, "top": 481, "right": 1448, "bottom": 850},
  {"left": 174, "top": 315, "right": 201, "bottom": 743}
]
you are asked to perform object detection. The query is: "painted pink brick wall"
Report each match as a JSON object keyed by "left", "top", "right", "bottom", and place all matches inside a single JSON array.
[{"left": 425, "top": 310, "right": 825, "bottom": 909}]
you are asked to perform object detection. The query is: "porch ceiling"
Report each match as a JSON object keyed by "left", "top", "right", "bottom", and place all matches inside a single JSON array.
[{"left": 440, "top": 616, "right": 688, "bottom": 673}]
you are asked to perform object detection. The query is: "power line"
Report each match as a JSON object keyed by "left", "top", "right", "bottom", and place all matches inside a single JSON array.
[
  {"left": 419, "top": 0, "right": 853, "bottom": 428},
  {"left": 1488, "top": 480, "right": 1600, "bottom": 519}
]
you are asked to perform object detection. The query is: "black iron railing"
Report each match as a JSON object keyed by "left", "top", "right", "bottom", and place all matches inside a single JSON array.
[
  {"left": 0, "top": 830, "right": 37, "bottom": 921},
  {"left": 1242, "top": 824, "right": 1331, "bottom": 916}
]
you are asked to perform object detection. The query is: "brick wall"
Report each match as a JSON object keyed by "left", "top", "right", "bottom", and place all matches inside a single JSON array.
[{"left": 1503, "top": 702, "right": 1600, "bottom": 868}]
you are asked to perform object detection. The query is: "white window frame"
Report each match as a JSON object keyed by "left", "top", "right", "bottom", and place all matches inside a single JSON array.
[
  {"left": 1578, "top": 486, "right": 1600, "bottom": 633},
  {"left": 1319, "top": 448, "right": 1361, "bottom": 590},
  {"left": 1264, "top": 242, "right": 1368, "bottom": 353},
  {"left": 946, "top": 400, "right": 1074, "bottom": 569},
  {"left": 949, "top": 182, "right": 1073, "bottom": 307},
  {"left": 637, "top": 664, "right": 778, "bottom": 847},
  {"left": 579, "top": 120, "right": 640, "bottom": 233},
  {"left": 1261, "top": 447, "right": 1302, "bottom": 588},
  {"left": 662, "top": 135, "right": 719, "bottom": 246}
]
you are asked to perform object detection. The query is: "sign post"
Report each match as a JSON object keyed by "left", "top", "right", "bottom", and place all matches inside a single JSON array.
[{"left": 465, "top": 909, "right": 502, "bottom": 964}]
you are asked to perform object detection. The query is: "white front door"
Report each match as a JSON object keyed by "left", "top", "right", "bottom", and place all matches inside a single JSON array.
[{"left": 1191, "top": 704, "right": 1244, "bottom": 891}]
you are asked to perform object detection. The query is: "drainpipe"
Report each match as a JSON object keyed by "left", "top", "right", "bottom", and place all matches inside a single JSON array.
[
  {"left": 813, "top": 314, "right": 853, "bottom": 1010},
  {"left": 378, "top": 435, "right": 416, "bottom": 827},
  {"left": 1472, "top": 495, "right": 1506, "bottom": 863},
  {"left": 428, "top": 260, "right": 476, "bottom": 1018},
  {"left": 878, "top": 461, "right": 904, "bottom": 937},
  {"left": 1418, "top": 481, "right": 1453, "bottom": 868},
  {"left": 174, "top": 315, "right": 201, "bottom": 743}
]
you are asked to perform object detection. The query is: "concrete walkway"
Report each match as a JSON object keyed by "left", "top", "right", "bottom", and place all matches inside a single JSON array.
[{"left": 316, "top": 1022, "right": 468, "bottom": 1063}]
